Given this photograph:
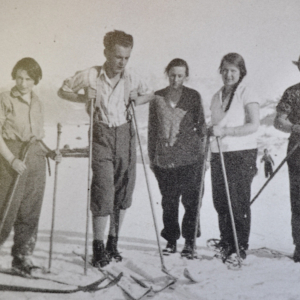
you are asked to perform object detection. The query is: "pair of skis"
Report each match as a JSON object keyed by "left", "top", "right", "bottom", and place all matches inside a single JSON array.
[
  {"left": 73, "top": 251, "right": 180, "bottom": 300},
  {"left": 0, "top": 266, "right": 121, "bottom": 294}
]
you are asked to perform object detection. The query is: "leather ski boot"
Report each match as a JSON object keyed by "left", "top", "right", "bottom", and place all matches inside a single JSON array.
[
  {"left": 106, "top": 235, "right": 122, "bottom": 262},
  {"left": 12, "top": 255, "right": 35, "bottom": 276},
  {"left": 293, "top": 245, "right": 300, "bottom": 263},
  {"left": 92, "top": 240, "right": 110, "bottom": 268},
  {"left": 181, "top": 239, "right": 197, "bottom": 259},
  {"left": 163, "top": 241, "right": 177, "bottom": 255}
]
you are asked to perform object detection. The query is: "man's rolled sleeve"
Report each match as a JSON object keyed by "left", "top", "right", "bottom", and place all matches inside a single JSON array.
[
  {"left": 61, "top": 68, "right": 91, "bottom": 93},
  {"left": 0, "top": 96, "right": 10, "bottom": 136},
  {"left": 129, "top": 69, "right": 152, "bottom": 96}
]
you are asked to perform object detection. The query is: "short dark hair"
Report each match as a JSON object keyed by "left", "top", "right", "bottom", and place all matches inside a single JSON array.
[
  {"left": 103, "top": 30, "right": 133, "bottom": 52},
  {"left": 165, "top": 58, "right": 189, "bottom": 76},
  {"left": 11, "top": 57, "right": 42, "bottom": 85},
  {"left": 219, "top": 53, "right": 247, "bottom": 79}
]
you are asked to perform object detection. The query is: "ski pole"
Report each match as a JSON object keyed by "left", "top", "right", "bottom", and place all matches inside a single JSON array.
[
  {"left": 129, "top": 102, "right": 170, "bottom": 276},
  {"left": 191, "top": 131, "right": 210, "bottom": 259},
  {"left": 84, "top": 97, "right": 95, "bottom": 275},
  {"left": 250, "top": 141, "right": 300, "bottom": 206},
  {"left": 48, "top": 123, "right": 62, "bottom": 271},
  {"left": 0, "top": 137, "right": 36, "bottom": 238},
  {"left": 216, "top": 137, "right": 242, "bottom": 266}
]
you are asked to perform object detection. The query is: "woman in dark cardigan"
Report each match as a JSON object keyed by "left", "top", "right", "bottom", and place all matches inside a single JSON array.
[{"left": 148, "top": 58, "right": 206, "bottom": 257}]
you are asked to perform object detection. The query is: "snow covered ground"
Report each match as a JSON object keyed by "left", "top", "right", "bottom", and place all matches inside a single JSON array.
[{"left": 1, "top": 108, "right": 300, "bottom": 300}]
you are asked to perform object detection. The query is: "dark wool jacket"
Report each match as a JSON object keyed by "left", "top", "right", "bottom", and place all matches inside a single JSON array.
[
  {"left": 277, "top": 82, "right": 300, "bottom": 166},
  {"left": 148, "top": 86, "right": 206, "bottom": 168}
]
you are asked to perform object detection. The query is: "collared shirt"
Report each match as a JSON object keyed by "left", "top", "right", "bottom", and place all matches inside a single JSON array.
[
  {"left": 61, "top": 65, "right": 151, "bottom": 127},
  {"left": 0, "top": 86, "right": 44, "bottom": 142},
  {"left": 210, "top": 82, "right": 260, "bottom": 153}
]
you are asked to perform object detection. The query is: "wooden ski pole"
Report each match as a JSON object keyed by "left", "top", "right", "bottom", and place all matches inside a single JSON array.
[
  {"left": 84, "top": 98, "right": 95, "bottom": 275},
  {"left": 48, "top": 123, "right": 62, "bottom": 271},
  {"left": 191, "top": 132, "right": 210, "bottom": 259},
  {"left": 216, "top": 137, "right": 242, "bottom": 266},
  {"left": 129, "top": 102, "right": 172, "bottom": 277},
  {"left": 250, "top": 141, "right": 300, "bottom": 206},
  {"left": 0, "top": 137, "right": 36, "bottom": 238}
]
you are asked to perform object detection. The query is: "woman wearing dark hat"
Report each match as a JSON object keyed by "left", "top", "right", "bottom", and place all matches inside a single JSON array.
[
  {"left": 0, "top": 57, "right": 61, "bottom": 274},
  {"left": 274, "top": 55, "right": 300, "bottom": 263}
]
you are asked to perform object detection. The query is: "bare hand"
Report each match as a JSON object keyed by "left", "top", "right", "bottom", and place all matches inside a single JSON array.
[
  {"left": 87, "top": 87, "right": 96, "bottom": 99},
  {"left": 54, "top": 151, "right": 62, "bottom": 163},
  {"left": 129, "top": 89, "right": 138, "bottom": 102},
  {"left": 48, "top": 150, "right": 62, "bottom": 163},
  {"left": 211, "top": 125, "right": 225, "bottom": 137},
  {"left": 150, "top": 162, "right": 155, "bottom": 173},
  {"left": 12, "top": 158, "right": 26, "bottom": 175},
  {"left": 205, "top": 160, "right": 210, "bottom": 171}
]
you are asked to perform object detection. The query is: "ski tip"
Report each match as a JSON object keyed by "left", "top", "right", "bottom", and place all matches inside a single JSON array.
[{"left": 183, "top": 268, "right": 198, "bottom": 283}]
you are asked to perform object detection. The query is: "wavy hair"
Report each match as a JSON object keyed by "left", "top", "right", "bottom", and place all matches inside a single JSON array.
[
  {"left": 219, "top": 53, "right": 247, "bottom": 112},
  {"left": 165, "top": 58, "right": 189, "bottom": 76},
  {"left": 103, "top": 30, "right": 133, "bottom": 51},
  {"left": 11, "top": 57, "right": 42, "bottom": 85}
]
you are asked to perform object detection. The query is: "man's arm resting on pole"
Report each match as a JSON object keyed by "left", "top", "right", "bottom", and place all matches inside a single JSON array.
[
  {"left": 130, "top": 90, "right": 155, "bottom": 106},
  {"left": 57, "top": 69, "right": 91, "bottom": 103},
  {"left": 57, "top": 88, "right": 86, "bottom": 103}
]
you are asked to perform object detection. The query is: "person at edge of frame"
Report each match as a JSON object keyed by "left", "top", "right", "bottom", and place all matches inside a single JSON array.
[
  {"left": 260, "top": 148, "right": 275, "bottom": 178},
  {"left": 148, "top": 58, "right": 206, "bottom": 258},
  {"left": 0, "top": 57, "right": 62, "bottom": 275},
  {"left": 274, "top": 55, "right": 300, "bottom": 263},
  {"left": 57, "top": 30, "right": 155, "bottom": 267},
  {"left": 209, "top": 53, "right": 260, "bottom": 262}
]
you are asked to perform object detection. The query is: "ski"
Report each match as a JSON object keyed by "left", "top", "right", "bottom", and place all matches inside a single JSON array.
[
  {"left": 183, "top": 268, "right": 199, "bottom": 283},
  {"left": 115, "top": 261, "right": 176, "bottom": 294},
  {"left": 73, "top": 251, "right": 152, "bottom": 300},
  {"left": 0, "top": 267, "right": 74, "bottom": 286},
  {"left": 0, "top": 273, "right": 121, "bottom": 293},
  {"left": 250, "top": 247, "right": 293, "bottom": 260}
]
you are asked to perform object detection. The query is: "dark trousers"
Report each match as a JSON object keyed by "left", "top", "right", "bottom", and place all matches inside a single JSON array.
[
  {"left": 264, "top": 162, "right": 273, "bottom": 178},
  {"left": 91, "top": 121, "right": 136, "bottom": 217},
  {"left": 0, "top": 140, "right": 46, "bottom": 258},
  {"left": 153, "top": 161, "right": 203, "bottom": 242},
  {"left": 287, "top": 140, "right": 300, "bottom": 246},
  {"left": 211, "top": 149, "right": 257, "bottom": 249}
]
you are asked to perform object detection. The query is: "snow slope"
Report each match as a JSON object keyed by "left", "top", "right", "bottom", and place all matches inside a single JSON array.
[{"left": 1, "top": 104, "right": 300, "bottom": 300}]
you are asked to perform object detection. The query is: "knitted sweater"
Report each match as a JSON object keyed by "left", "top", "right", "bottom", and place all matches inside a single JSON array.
[{"left": 148, "top": 86, "right": 206, "bottom": 168}]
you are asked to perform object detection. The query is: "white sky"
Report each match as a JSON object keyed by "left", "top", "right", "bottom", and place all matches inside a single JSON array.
[{"left": 0, "top": 0, "right": 300, "bottom": 102}]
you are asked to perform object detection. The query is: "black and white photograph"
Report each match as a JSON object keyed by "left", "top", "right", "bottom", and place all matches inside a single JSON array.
[{"left": 0, "top": 0, "right": 300, "bottom": 299}]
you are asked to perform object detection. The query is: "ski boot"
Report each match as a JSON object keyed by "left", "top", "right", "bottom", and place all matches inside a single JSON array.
[
  {"left": 106, "top": 235, "right": 122, "bottom": 262},
  {"left": 219, "top": 243, "right": 234, "bottom": 263},
  {"left": 293, "top": 245, "right": 300, "bottom": 263},
  {"left": 162, "top": 241, "right": 177, "bottom": 255},
  {"left": 12, "top": 255, "right": 36, "bottom": 276},
  {"left": 92, "top": 240, "right": 110, "bottom": 268},
  {"left": 181, "top": 239, "right": 197, "bottom": 259},
  {"left": 239, "top": 246, "right": 247, "bottom": 260}
]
